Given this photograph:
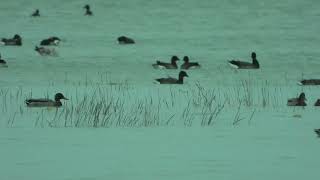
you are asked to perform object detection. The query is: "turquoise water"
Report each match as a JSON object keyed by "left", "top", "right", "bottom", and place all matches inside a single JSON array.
[{"left": 1, "top": 0, "right": 320, "bottom": 179}]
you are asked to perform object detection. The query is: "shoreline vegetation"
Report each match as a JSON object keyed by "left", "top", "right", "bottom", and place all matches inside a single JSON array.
[{"left": 1, "top": 78, "right": 311, "bottom": 128}]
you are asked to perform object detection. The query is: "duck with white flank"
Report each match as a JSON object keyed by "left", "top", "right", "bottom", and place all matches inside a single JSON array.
[
  {"left": 117, "top": 36, "right": 135, "bottom": 44},
  {"left": 287, "top": 92, "right": 307, "bottom": 106},
  {"left": 155, "top": 71, "right": 188, "bottom": 84},
  {"left": 228, "top": 52, "right": 259, "bottom": 69},
  {"left": 1, "top": 34, "right": 22, "bottom": 46},
  {"left": 35, "top": 46, "right": 57, "bottom": 56},
  {"left": 31, "top": 9, "right": 40, "bottom": 17},
  {"left": 180, "top": 56, "right": 200, "bottom": 69},
  {"left": 298, "top": 79, "right": 320, "bottom": 86},
  {"left": 0, "top": 53, "right": 8, "bottom": 67},
  {"left": 152, "top": 56, "right": 179, "bottom": 69},
  {"left": 40, "top": 37, "right": 61, "bottom": 46},
  {"left": 84, "top": 5, "right": 93, "bottom": 16},
  {"left": 25, "top": 93, "right": 68, "bottom": 107}
]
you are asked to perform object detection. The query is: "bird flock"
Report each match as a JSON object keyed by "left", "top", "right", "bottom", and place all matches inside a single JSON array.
[{"left": 1, "top": 4, "right": 319, "bottom": 135}]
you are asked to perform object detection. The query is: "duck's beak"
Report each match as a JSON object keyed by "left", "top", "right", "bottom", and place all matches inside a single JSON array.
[{"left": 63, "top": 97, "right": 69, "bottom": 100}]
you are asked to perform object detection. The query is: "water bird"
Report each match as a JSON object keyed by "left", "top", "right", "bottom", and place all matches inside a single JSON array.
[
  {"left": 84, "top": 5, "right": 93, "bottom": 16},
  {"left": 40, "top": 37, "right": 61, "bottom": 46},
  {"left": 31, "top": 9, "right": 40, "bottom": 17},
  {"left": 228, "top": 52, "right": 259, "bottom": 69},
  {"left": 117, "top": 36, "right": 135, "bottom": 44},
  {"left": 1, "top": 34, "right": 22, "bottom": 46},
  {"left": 298, "top": 79, "right": 320, "bottom": 86},
  {"left": 314, "top": 99, "right": 320, "bottom": 106},
  {"left": 287, "top": 92, "right": 307, "bottom": 106},
  {"left": 25, "top": 93, "right": 68, "bottom": 107},
  {"left": 152, "top": 56, "right": 179, "bottom": 69},
  {"left": 180, "top": 56, "right": 200, "bottom": 69},
  {"left": 35, "top": 46, "right": 57, "bottom": 56},
  {"left": 155, "top": 71, "right": 188, "bottom": 84},
  {"left": 315, "top": 129, "right": 320, "bottom": 137},
  {"left": 0, "top": 53, "right": 8, "bottom": 67}
]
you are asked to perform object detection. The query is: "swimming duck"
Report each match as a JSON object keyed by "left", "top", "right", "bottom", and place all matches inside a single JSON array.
[
  {"left": 180, "top": 56, "right": 200, "bottom": 69},
  {"left": 298, "top": 79, "right": 320, "bottom": 86},
  {"left": 314, "top": 99, "right": 320, "bottom": 106},
  {"left": 40, "top": 37, "right": 61, "bottom": 46},
  {"left": 152, "top": 56, "right": 179, "bottom": 69},
  {"left": 25, "top": 93, "right": 68, "bottom": 107},
  {"left": 1, "top": 34, "right": 22, "bottom": 46},
  {"left": 31, "top": 9, "right": 40, "bottom": 17},
  {"left": 228, "top": 52, "right": 259, "bottom": 69},
  {"left": 315, "top": 129, "right": 320, "bottom": 137},
  {"left": 117, "top": 36, "right": 135, "bottom": 44},
  {"left": 287, "top": 92, "right": 307, "bottom": 106},
  {"left": 35, "top": 46, "right": 57, "bottom": 56},
  {"left": 0, "top": 53, "right": 8, "bottom": 67},
  {"left": 155, "top": 71, "right": 188, "bottom": 84},
  {"left": 84, "top": 5, "right": 93, "bottom": 16}
]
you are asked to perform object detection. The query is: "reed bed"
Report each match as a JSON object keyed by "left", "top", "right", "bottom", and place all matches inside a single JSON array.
[{"left": 0, "top": 80, "right": 303, "bottom": 128}]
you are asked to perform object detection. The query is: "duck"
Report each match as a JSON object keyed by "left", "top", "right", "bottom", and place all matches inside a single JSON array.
[
  {"left": 35, "top": 46, "right": 57, "bottom": 56},
  {"left": 180, "top": 56, "right": 200, "bottom": 69},
  {"left": 31, "top": 9, "right": 40, "bottom": 17},
  {"left": 117, "top": 36, "right": 135, "bottom": 44},
  {"left": 84, "top": 5, "right": 93, "bottom": 16},
  {"left": 155, "top": 71, "right": 189, "bottom": 84},
  {"left": 287, "top": 92, "right": 307, "bottom": 106},
  {"left": 40, "top": 36, "right": 61, "bottom": 46},
  {"left": 314, "top": 99, "right": 320, "bottom": 106},
  {"left": 152, "top": 56, "right": 179, "bottom": 69},
  {"left": 1, "top": 34, "right": 22, "bottom": 46},
  {"left": 298, "top": 79, "right": 320, "bottom": 86},
  {"left": 0, "top": 53, "right": 8, "bottom": 67},
  {"left": 228, "top": 52, "right": 260, "bottom": 69},
  {"left": 315, "top": 129, "right": 320, "bottom": 137},
  {"left": 25, "top": 93, "right": 68, "bottom": 107}
]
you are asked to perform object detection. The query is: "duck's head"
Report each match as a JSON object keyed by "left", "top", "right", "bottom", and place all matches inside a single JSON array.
[
  {"left": 183, "top": 56, "right": 189, "bottom": 63},
  {"left": 179, "top": 71, "right": 188, "bottom": 78},
  {"left": 35, "top": 46, "right": 40, "bottom": 51},
  {"left": 84, "top": 4, "right": 90, "bottom": 9},
  {"left": 171, "top": 56, "right": 179, "bottom": 62},
  {"left": 299, "top": 92, "right": 306, "bottom": 101},
  {"left": 49, "top": 37, "right": 61, "bottom": 45},
  {"left": 54, "top": 93, "right": 68, "bottom": 101},
  {"left": 50, "top": 36, "right": 61, "bottom": 41},
  {"left": 117, "top": 36, "right": 126, "bottom": 41},
  {"left": 251, "top": 52, "right": 256, "bottom": 59},
  {"left": 14, "top": 34, "right": 21, "bottom": 40}
]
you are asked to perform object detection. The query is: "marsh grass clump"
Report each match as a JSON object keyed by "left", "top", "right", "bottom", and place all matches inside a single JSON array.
[
  {"left": 46, "top": 85, "right": 169, "bottom": 128},
  {"left": 0, "top": 80, "right": 295, "bottom": 128}
]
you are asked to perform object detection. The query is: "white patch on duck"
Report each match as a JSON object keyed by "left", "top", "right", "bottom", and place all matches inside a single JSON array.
[
  {"left": 228, "top": 61, "right": 240, "bottom": 69},
  {"left": 152, "top": 64, "right": 167, "bottom": 69},
  {"left": 53, "top": 40, "right": 60, "bottom": 46},
  {"left": 297, "top": 81, "right": 303, "bottom": 86},
  {"left": 188, "top": 65, "right": 201, "bottom": 69}
]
